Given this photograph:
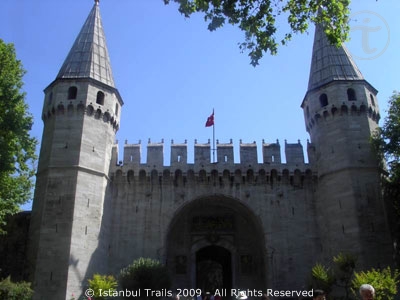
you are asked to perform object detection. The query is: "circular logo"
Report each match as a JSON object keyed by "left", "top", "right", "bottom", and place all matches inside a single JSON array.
[
  {"left": 85, "top": 288, "right": 95, "bottom": 298},
  {"left": 349, "top": 10, "right": 390, "bottom": 60}
]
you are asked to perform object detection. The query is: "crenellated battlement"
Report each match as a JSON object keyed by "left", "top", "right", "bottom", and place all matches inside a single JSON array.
[
  {"left": 111, "top": 139, "right": 316, "bottom": 179},
  {"left": 26, "top": 3, "right": 395, "bottom": 299}
]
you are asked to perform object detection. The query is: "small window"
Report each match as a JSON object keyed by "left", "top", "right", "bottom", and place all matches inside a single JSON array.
[
  {"left": 68, "top": 86, "right": 77, "bottom": 100},
  {"left": 96, "top": 91, "right": 105, "bottom": 105},
  {"left": 115, "top": 103, "right": 119, "bottom": 116},
  {"left": 370, "top": 94, "right": 375, "bottom": 107},
  {"left": 319, "top": 93, "right": 328, "bottom": 107},
  {"left": 347, "top": 88, "right": 356, "bottom": 101}
]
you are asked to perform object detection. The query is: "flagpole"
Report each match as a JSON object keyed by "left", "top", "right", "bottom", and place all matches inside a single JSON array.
[
  {"left": 212, "top": 119, "right": 215, "bottom": 163},
  {"left": 205, "top": 109, "right": 215, "bottom": 163}
]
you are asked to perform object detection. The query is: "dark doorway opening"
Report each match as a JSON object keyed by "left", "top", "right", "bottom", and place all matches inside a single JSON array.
[{"left": 196, "top": 245, "right": 232, "bottom": 293}]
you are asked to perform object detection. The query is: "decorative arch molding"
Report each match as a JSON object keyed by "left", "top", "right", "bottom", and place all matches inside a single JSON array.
[
  {"left": 165, "top": 194, "right": 268, "bottom": 289},
  {"left": 112, "top": 167, "right": 316, "bottom": 188},
  {"left": 42, "top": 102, "right": 119, "bottom": 130},
  {"left": 307, "top": 103, "right": 380, "bottom": 131},
  {"left": 165, "top": 194, "right": 264, "bottom": 235}
]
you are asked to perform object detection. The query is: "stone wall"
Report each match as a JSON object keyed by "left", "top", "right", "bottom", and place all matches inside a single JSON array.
[{"left": 106, "top": 157, "right": 320, "bottom": 290}]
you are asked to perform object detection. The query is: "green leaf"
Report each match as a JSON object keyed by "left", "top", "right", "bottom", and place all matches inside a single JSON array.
[
  {"left": 0, "top": 39, "right": 37, "bottom": 234},
  {"left": 164, "top": 0, "right": 351, "bottom": 66}
]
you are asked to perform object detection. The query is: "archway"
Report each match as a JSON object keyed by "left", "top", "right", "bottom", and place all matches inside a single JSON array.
[
  {"left": 196, "top": 245, "right": 232, "bottom": 292},
  {"left": 165, "top": 195, "right": 267, "bottom": 290}
]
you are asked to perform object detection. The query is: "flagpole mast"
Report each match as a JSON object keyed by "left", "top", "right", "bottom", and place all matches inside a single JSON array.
[
  {"left": 212, "top": 119, "right": 215, "bottom": 163},
  {"left": 205, "top": 109, "right": 215, "bottom": 163}
]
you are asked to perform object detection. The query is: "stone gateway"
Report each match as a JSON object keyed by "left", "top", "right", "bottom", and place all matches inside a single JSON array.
[{"left": 26, "top": 1, "right": 393, "bottom": 299}]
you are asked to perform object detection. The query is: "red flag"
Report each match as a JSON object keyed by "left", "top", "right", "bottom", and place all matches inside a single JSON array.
[{"left": 205, "top": 110, "right": 214, "bottom": 127}]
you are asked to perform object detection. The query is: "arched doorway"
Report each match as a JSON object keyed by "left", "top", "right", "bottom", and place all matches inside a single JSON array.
[
  {"left": 196, "top": 245, "right": 232, "bottom": 292},
  {"left": 165, "top": 195, "right": 267, "bottom": 290}
]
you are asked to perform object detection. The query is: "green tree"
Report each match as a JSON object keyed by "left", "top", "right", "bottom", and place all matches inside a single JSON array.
[
  {"left": 371, "top": 91, "right": 400, "bottom": 264},
  {"left": 88, "top": 274, "right": 118, "bottom": 300},
  {"left": 351, "top": 267, "right": 399, "bottom": 300},
  {"left": 0, "top": 276, "right": 34, "bottom": 300},
  {"left": 0, "top": 39, "right": 37, "bottom": 234},
  {"left": 119, "top": 257, "right": 171, "bottom": 300},
  {"left": 310, "top": 253, "right": 398, "bottom": 299},
  {"left": 311, "top": 253, "right": 356, "bottom": 299},
  {"left": 164, "top": 0, "right": 350, "bottom": 66},
  {"left": 311, "top": 263, "right": 335, "bottom": 294}
]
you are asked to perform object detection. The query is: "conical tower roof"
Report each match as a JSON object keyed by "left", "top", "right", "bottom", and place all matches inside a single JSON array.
[
  {"left": 307, "top": 24, "right": 364, "bottom": 91},
  {"left": 56, "top": 0, "right": 115, "bottom": 87}
]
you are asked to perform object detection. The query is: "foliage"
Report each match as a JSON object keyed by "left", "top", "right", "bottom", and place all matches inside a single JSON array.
[
  {"left": 373, "top": 91, "right": 400, "bottom": 194},
  {"left": 333, "top": 253, "right": 356, "bottom": 284},
  {"left": 332, "top": 253, "right": 357, "bottom": 299},
  {"left": 311, "top": 253, "right": 399, "bottom": 300},
  {"left": 0, "top": 276, "right": 34, "bottom": 300},
  {"left": 0, "top": 39, "right": 37, "bottom": 234},
  {"left": 311, "top": 263, "right": 335, "bottom": 294},
  {"left": 119, "top": 257, "right": 171, "bottom": 299},
  {"left": 88, "top": 274, "right": 117, "bottom": 300},
  {"left": 351, "top": 267, "right": 399, "bottom": 300},
  {"left": 371, "top": 91, "right": 400, "bottom": 264},
  {"left": 164, "top": 0, "right": 350, "bottom": 66},
  {"left": 311, "top": 253, "right": 356, "bottom": 298}
]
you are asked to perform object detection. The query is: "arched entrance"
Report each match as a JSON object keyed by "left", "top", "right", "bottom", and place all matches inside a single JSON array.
[
  {"left": 196, "top": 245, "right": 232, "bottom": 292},
  {"left": 166, "top": 195, "right": 267, "bottom": 290}
]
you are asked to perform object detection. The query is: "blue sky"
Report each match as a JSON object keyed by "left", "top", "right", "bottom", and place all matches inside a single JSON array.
[{"left": 1, "top": 1, "right": 399, "bottom": 168}]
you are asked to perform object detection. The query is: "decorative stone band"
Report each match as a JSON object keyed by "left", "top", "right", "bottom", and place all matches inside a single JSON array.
[{"left": 42, "top": 102, "right": 119, "bottom": 131}]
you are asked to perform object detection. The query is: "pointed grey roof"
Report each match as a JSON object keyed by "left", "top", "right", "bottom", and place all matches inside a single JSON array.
[
  {"left": 56, "top": 1, "right": 115, "bottom": 87},
  {"left": 307, "top": 24, "right": 364, "bottom": 91}
]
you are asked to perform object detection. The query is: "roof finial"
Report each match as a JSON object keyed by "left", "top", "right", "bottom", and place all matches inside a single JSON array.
[{"left": 94, "top": 0, "right": 99, "bottom": 5}]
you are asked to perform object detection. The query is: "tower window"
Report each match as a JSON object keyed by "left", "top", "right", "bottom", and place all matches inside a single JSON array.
[
  {"left": 347, "top": 88, "right": 356, "bottom": 101},
  {"left": 68, "top": 86, "right": 77, "bottom": 100},
  {"left": 96, "top": 91, "right": 105, "bottom": 105},
  {"left": 370, "top": 94, "right": 376, "bottom": 107},
  {"left": 319, "top": 93, "right": 328, "bottom": 107},
  {"left": 115, "top": 103, "right": 119, "bottom": 116}
]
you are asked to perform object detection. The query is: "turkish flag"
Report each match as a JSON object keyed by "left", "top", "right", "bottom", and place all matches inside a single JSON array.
[{"left": 205, "top": 111, "right": 214, "bottom": 127}]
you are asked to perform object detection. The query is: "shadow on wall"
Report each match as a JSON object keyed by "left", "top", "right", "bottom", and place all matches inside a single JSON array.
[{"left": 0, "top": 211, "right": 31, "bottom": 282}]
